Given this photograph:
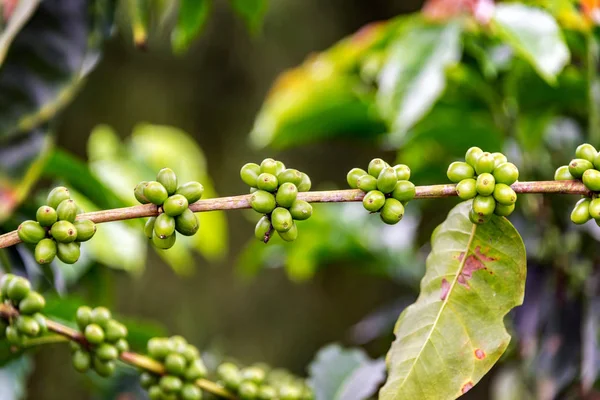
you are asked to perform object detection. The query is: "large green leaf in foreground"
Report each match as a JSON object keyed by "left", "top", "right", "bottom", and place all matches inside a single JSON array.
[{"left": 380, "top": 201, "right": 526, "bottom": 400}]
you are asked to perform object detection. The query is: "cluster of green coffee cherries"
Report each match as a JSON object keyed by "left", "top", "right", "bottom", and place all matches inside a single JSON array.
[
  {"left": 554, "top": 143, "right": 600, "bottom": 225},
  {"left": 216, "top": 362, "right": 314, "bottom": 400},
  {"left": 240, "top": 159, "right": 313, "bottom": 243},
  {"left": 0, "top": 274, "right": 47, "bottom": 345},
  {"left": 346, "top": 159, "right": 415, "bottom": 224},
  {"left": 141, "top": 335, "right": 207, "bottom": 400},
  {"left": 447, "top": 147, "right": 519, "bottom": 224},
  {"left": 17, "top": 187, "right": 96, "bottom": 264},
  {"left": 135, "top": 168, "right": 204, "bottom": 249},
  {"left": 70, "top": 305, "right": 129, "bottom": 377}
]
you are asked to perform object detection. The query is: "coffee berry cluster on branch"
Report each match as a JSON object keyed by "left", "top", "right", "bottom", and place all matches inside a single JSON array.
[
  {"left": 0, "top": 274, "right": 46, "bottom": 345},
  {"left": 18, "top": 186, "right": 96, "bottom": 264},
  {"left": 446, "top": 147, "right": 519, "bottom": 224},
  {"left": 346, "top": 158, "right": 415, "bottom": 224},
  {"left": 240, "top": 158, "right": 313, "bottom": 243},
  {"left": 135, "top": 168, "right": 204, "bottom": 249}
]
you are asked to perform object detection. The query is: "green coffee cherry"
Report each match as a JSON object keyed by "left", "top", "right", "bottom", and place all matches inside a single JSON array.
[
  {"left": 218, "top": 363, "right": 241, "bottom": 390},
  {"left": 255, "top": 216, "right": 272, "bottom": 242},
  {"left": 241, "top": 367, "right": 266, "bottom": 384},
  {"left": 251, "top": 191, "right": 276, "bottom": 214},
  {"left": 47, "top": 187, "right": 70, "bottom": 209},
  {"left": 476, "top": 173, "right": 495, "bottom": 196},
  {"left": 473, "top": 195, "right": 496, "bottom": 217},
  {"left": 51, "top": 220, "right": 77, "bottom": 243},
  {"left": 105, "top": 320, "right": 127, "bottom": 342},
  {"left": 554, "top": 165, "right": 574, "bottom": 181},
  {"left": 144, "top": 181, "right": 169, "bottom": 205},
  {"left": 165, "top": 353, "right": 187, "bottom": 376},
  {"left": 240, "top": 381, "right": 259, "bottom": 399},
  {"left": 447, "top": 162, "right": 475, "bottom": 183},
  {"left": 297, "top": 173, "right": 312, "bottom": 192},
  {"left": 376, "top": 167, "right": 398, "bottom": 194},
  {"left": 152, "top": 232, "right": 176, "bottom": 249},
  {"left": 176, "top": 181, "right": 204, "bottom": 203},
  {"left": 260, "top": 158, "right": 279, "bottom": 175},
  {"left": 362, "top": 190, "right": 385, "bottom": 212},
  {"left": 465, "top": 146, "right": 483, "bottom": 168},
  {"left": 175, "top": 209, "right": 199, "bottom": 236},
  {"left": 157, "top": 168, "right": 178, "bottom": 195},
  {"left": 492, "top": 152, "right": 508, "bottom": 168},
  {"left": 7, "top": 277, "right": 31, "bottom": 302},
  {"left": 289, "top": 200, "right": 312, "bottom": 220},
  {"left": 34, "top": 313, "right": 47, "bottom": 333},
  {"left": 76, "top": 306, "right": 92, "bottom": 329},
  {"left": 36, "top": 206, "right": 57, "bottom": 227},
  {"left": 134, "top": 181, "right": 150, "bottom": 204},
  {"left": 115, "top": 338, "right": 129, "bottom": 353},
  {"left": 469, "top": 206, "right": 491, "bottom": 225},
  {"left": 356, "top": 174, "right": 377, "bottom": 192},
  {"left": 569, "top": 158, "right": 594, "bottom": 178},
  {"left": 56, "top": 199, "right": 77, "bottom": 222},
  {"left": 590, "top": 198, "right": 600, "bottom": 219},
  {"left": 475, "top": 152, "right": 496, "bottom": 174},
  {"left": 85, "top": 323, "right": 105, "bottom": 344},
  {"left": 182, "top": 344, "right": 200, "bottom": 362},
  {"left": 583, "top": 169, "right": 600, "bottom": 191},
  {"left": 163, "top": 194, "right": 189, "bottom": 217},
  {"left": 16, "top": 315, "right": 40, "bottom": 336},
  {"left": 279, "top": 385, "right": 303, "bottom": 400},
  {"left": 160, "top": 375, "right": 183, "bottom": 393},
  {"left": 594, "top": 153, "right": 600, "bottom": 170},
  {"left": 148, "top": 385, "right": 163, "bottom": 400},
  {"left": 6, "top": 326, "right": 21, "bottom": 345},
  {"left": 571, "top": 198, "right": 592, "bottom": 225},
  {"left": 576, "top": 143, "right": 598, "bottom": 162},
  {"left": 0, "top": 274, "right": 15, "bottom": 295},
  {"left": 72, "top": 350, "right": 91, "bottom": 373},
  {"left": 140, "top": 372, "right": 158, "bottom": 389},
  {"left": 380, "top": 198, "right": 404, "bottom": 225},
  {"left": 278, "top": 169, "right": 303, "bottom": 186},
  {"left": 144, "top": 217, "right": 157, "bottom": 239},
  {"left": 34, "top": 238, "right": 57, "bottom": 264},
  {"left": 393, "top": 164, "right": 411, "bottom": 181},
  {"left": 241, "top": 163, "right": 261, "bottom": 187},
  {"left": 18, "top": 291, "right": 45, "bottom": 315},
  {"left": 91, "top": 307, "right": 112, "bottom": 327},
  {"left": 73, "top": 220, "right": 96, "bottom": 242},
  {"left": 93, "top": 358, "right": 116, "bottom": 377},
  {"left": 18, "top": 220, "right": 46, "bottom": 244},
  {"left": 181, "top": 383, "right": 202, "bottom": 400},
  {"left": 392, "top": 181, "right": 416, "bottom": 202},
  {"left": 272, "top": 208, "right": 293, "bottom": 232},
  {"left": 154, "top": 214, "right": 176, "bottom": 239},
  {"left": 456, "top": 178, "right": 477, "bottom": 200},
  {"left": 257, "top": 173, "right": 279, "bottom": 192},
  {"left": 96, "top": 343, "right": 118, "bottom": 361},
  {"left": 493, "top": 184, "right": 517, "bottom": 206},
  {"left": 276, "top": 182, "right": 298, "bottom": 208},
  {"left": 259, "top": 385, "right": 277, "bottom": 400},
  {"left": 57, "top": 242, "right": 80, "bottom": 264},
  {"left": 148, "top": 337, "right": 173, "bottom": 360},
  {"left": 347, "top": 168, "right": 367, "bottom": 189},
  {"left": 368, "top": 158, "right": 387, "bottom": 178},
  {"left": 278, "top": 222, "right": 298, "bottom": 242},
  {"left": 493, "top": 162, "right": 519, "bottom": 185},
  {"left": 185, "top": 359, "right": 208, "bottom": 380}
]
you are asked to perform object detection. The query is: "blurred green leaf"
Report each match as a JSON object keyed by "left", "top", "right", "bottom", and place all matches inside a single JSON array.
[
  {"left": 0, "top": 356, "right": 32, "bottom": 400},
  {"left": 127, "top": 0, "right": 150, "bottom": 48},
  {"left": 492, "top": 3, "right": 569, "bottom": 83},
  {"left": 377, "top": 20, "right": 462, "bottom": 140},
  {"left": 380, "top": 202, "right": 526, "bottom": 400},
  {"left": 0, "top": 340, "right": 24, "bottom": 368},
  {"left": 0, "top": 0, "right": 40, "bottom": 65},
  {"left": 228, "top": 0, "right": 267, "bottom": 33},
  {"left": 171, "top": 0, "right": 211, "bottom": 53},
  {"left": 308, "top": 343, "right": 385, "bottom": 400}
]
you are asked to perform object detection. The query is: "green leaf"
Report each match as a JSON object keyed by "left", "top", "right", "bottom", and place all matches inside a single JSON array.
[
  {"left": 0, "top": 0, "right": 40, "bottom": 66},
  {"left": 492, "top": 4, "right": 569, "bottom": 83},
  {"left": 377, "top": 20, "right": 462, "bottom": 139},
  {"left": 380, "top": 201, "right": 526, "bottom": 400},
  {"left": 308, "top": 343, "right": 386, "bottom": 400},
  {"left": 171, "top": 0, "right": 211, "bottom": 53},
  {"left": 228, "top": 0, "right": 267, "bottom": 33}
]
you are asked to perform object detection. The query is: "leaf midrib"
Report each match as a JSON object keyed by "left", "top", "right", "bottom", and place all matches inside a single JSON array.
[{"left": 392, "top": 223, "right": 478, "bottom": 398}]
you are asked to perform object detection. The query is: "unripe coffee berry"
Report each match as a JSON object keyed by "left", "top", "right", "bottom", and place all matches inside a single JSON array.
[
  {"left": 185, "top": 359, "right": 208, "bottom": 380},
  {"left": 259, "top": 385, "right": 277, "bottom": 400},
  {"left": 134, "top": 181, "right": 150, "bottom": 204},
  {"left": 73, "top": 220, "right": 96, "bottom": 242},
  {"left": 594, "top": 153, "right": 600, "bottom": 170},
  {"left": 447, "top": 162, "right": 475, "bottom": 183},
  {"left": 57, "top": 199, "right": 77, "bottom": 222},
  {"left": 91, "top": 307, "right": 112, "bottom": 327},
  {"left": 583, "top": 169, "right": 600, "bottom": 191},
  {"left": 554, "top": 165, "right": 574, "bottom": 181},
  {"left": 165, "top": 353, "right": 187, "bottom": 376},
  {"left": 356, "top": 174, "right": 377, "bottom": 192},
  {"left": 289, "top": 200, "right": 312, "bottom": 220},
  {"left": 163, "top": 194, "right": 189, "bottom": 217},
  {"left": 475, "top": 152, "right": 496, "bottom": 174},
  {"left": 0, "top": 274, "right": 15, "bottom": 294},
  {"left": 276, "top": 182, "right": 298, "bottom": 208},
  {"left": 18, "top": 291, "right": 45, "bottom": 315},
  {"left": 576, "top": 143, "right": 598, "bottom": 162},
  {"left": 278, "top": 222, "right": 298, "bottom": 242},
  {"left": 347, "top": 168, "right": 367, "bottom": 189},
  {"left": 380, "top": 198, "right": 404, "bottom": 225},
  {"left": 377, "top": 167, "right": 398, "bottom": 194},
  {"left": 7, "top": 277, "right": 31, "bottom": 301},
  {"left": 47, "top": 187, "right": 70, "bottom": 209},
  {"left": 393, "top": 164, "right": 411, "bottom": 181},
  {"left": 115, "top": 338, "right": 129, "bottom": 353},
  {"left": 51, "top": 220, "right": 77, "bottom": 243},
  {"left": 469, "top": 207, "right": 490, "bottom": 225},
  {"left": 279, "top": 385, "right": 303, "bottom": 400},
  {"left": 160, "top": 375, "right": 183, "bottom": 393},
  {"left": 148, "top": 337, "right": 173, "bottom": 360},
  {"left": 240, "top": 381, "right": 259, "bottom": 399},
  {"left": 368, "top": 158, "right": 387, "bottom": 178},
  {"left": 363, "top": 190, "right": 386, "bottom": 212},
  {"left": 76, "top": 306, "right": 93, "bottom": 329},
  {"left": 257, "top": 173, "right": 279, "bottom": 192},
  {"left": 18, "top": 220, "right": 46, "bottom": 244},
  {"left": 472, "top": 195, "right": 496, "bottom": 217},
  {"left": 255, "top": 216, "right": 272, "bottom": 241},
  {"left": 72, "top": 350, "right": 91, "bottom": 372},
  {"left": 465, "top": 146, "right": 483, "bottom": 168},
  {"left": 105, "top": 319, "right": 127, "bottom": 342},
  {"left": 96, "top": 343, "right": 118, "bottom": 361},
  {"left": 176, "top": 181, "right": 204, "bottom": 203},
  {"left": 16, "top": 315, "right": 40, "bottom": 336},
  {"left": 494, "top": 203, "right": 515, "bottom": 217},
  {"left": 140, "top": 372, "right": 158, "bottom": 388},
  {"left": 144, "top": 217, "right": 156, "bottom": 239},
  {"left": 33, "top": 313, "right": 47, "bottom": 333},
  {"left": 569, "top": 158, "right": 594, "bottom": 178},
  {"left": 297, "top": 173, "right": 312, "bottom": 192},
  {"left": 181, "top": 383, "right": 202, "bottom": 400},
  {"left": 493, "top": 184, "right": 517, "bottom": 206},
  {"left": 493, "top": 162, "right": 519, "bottom": 185},
  {"left": 278, "top": 169, "right": 303, "bottom": 186},
  {"left": 590, "top": 198, "right": 600, "bottom": 219},
  {"left": 154, "top": 214, "right": 176, "bottom": 239},
  {"left": 251, "top": 191, "right": 276, "bottom": 214},
  {"left": 175, "top": 209, "right": 199, "bottom": 236},
  {"left": 571, "top": 198, "right": 592, "bottom": 225},
  {"left": 476, "top": 173, "right": 495, "bottom": 196},
  {"left": 93, "top": 358, "right": 116, "bottom": 377},
  {"left": 272, "top": 208, "right": 293, "bottom": 232},
  {"left": 392, "top": 181, "right": 416, "bottom": 202},
  {"left": 6, "top": 326, "right": 21, "bottom": 345},
  {"left": 456, "top": 178, "right": 477, "bottom": 200},
  {"left": 492, "top": 152, "right": 508, "bottom": 168},
  {"left": 84, "top": 323, "right": 105, "bottom": 344},
  {"left": 144, "top": 181, "right": 169, "bottom": 205},
  {"left": 260, "top": 158, "right": 279, "bottom": 175},
  {"left": 34, "top": 238, "right": 57, "bottom": 264},
  {"left": 241, "top": 366, "right": 266, "bottom": 384},
  {"left": 57, "top": 242, "right": 80, "bottom": 264},
  {"left": 36, "top": 206, "right": 57, "bottom": 227},
  {"left": 157, "top": 168, "right": 178, "bottom": 195},
  {"left": 241, "top": 163, "right": 261, "bottom": 187}
]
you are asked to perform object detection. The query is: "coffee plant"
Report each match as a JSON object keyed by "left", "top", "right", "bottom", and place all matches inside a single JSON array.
[{"left": 4, "top": 0, "right": 600, "bottom": 399}]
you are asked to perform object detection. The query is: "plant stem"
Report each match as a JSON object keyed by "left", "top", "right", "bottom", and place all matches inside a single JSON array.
[
  {"left": 0, "top": 180, "right": 590, "bottom": 249},
  {"left": 0, "top": 303, "right": 237, "bottom": 399}
]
